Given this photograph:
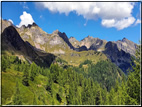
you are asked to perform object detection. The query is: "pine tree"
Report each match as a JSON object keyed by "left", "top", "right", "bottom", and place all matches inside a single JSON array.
[
  {"left": 33, "top": 94, "right": 38, "bottom": 105},
  {"left": 104, "top": 92, "right": 109, "bottom": 105},
  {"left": 126, "top": 44, "right": 140, "bottom": 105},
  {"left": 108, "top": 88, "right": 115, "bottom": 105},
  {"left": 95, "top": 84, "right": 103, "bottom": 105},
  {"left": 13, "top": 81, "right": 22, "bottom": 105},
  {"left": 30, "top": 62, "right": 37, "bottom": 81},
  {"left": 1, "top": 55, "right": 9, "bottom": 72},
  {"left": 50, "top": 64, "right": 60, "bottom": 83},
  {"left": 22, "top": 64, "right": 30, "bottom": 86}
]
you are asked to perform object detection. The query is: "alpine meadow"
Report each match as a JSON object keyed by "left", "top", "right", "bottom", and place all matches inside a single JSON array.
[{"left": 1, "top": 1, "right": 141, "bottom": 106}]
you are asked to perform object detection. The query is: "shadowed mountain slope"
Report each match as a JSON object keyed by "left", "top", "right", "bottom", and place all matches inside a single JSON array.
[{"left": 1, "top": 26, "right": 56, "bottom": 67}]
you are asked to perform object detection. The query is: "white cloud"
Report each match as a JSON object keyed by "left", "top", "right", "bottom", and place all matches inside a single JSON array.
[
  {"left": 135, "top": 19, "right": 141, "bottom": 25},
  {"left": 102, "top": 17, "right": 135, "bottom": 30},
  {"left": 8, "top": 19, "right": 13, "bottom": 24},
  {"left": 16, "top": 11, "right": 34, "bottom": 27},
  {"left": 35, "top": 2, "right": 135, "bottom": 30}
]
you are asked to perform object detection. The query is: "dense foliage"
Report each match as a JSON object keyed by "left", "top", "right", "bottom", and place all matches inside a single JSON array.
[
  {"left": 1, "top": 46, "right": 140, "bottom": 105},
  {"left": 74, "top": 59, "right": 126, "bottom": 91}
]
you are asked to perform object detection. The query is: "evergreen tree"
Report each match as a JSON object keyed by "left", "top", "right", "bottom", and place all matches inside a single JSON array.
[
  {"left": 30, "top": 62, "right": 37, "bottom": 81},
  {"left": 33, "top": 94, "right": 38, "bottom": 105},
  {"left": 127, "top": 44, "right": 140, "bottom": 105},
  {"left": 1, "top": 55, "right": 9, "bottom": 72},
  {"left": 50, "top": 64, "right": 60, "bottom": 83},
  {"left": 95, "top": 84, "right": 103, "bottom": 105},
  {"left": 108, "top": 88, "right": 115, "bottom": 105},
  {"left": 13, "top": 81, "right": 22, "bottom": 105},
  {"left": 22, "top": 64, "right": 30, "bottom": 86}
]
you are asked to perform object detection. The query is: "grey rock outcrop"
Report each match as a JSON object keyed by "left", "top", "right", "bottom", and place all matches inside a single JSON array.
[
  {"left": 103, "top": 41, "right": 132, "bottom": 73},
  {"left": 69, "top": 36, "right": 80, "bottom": 48},
  {"left": 54, "top": 30, "right": 74, "bottom": 50},
  {"left": 116, "top": 38, "right": 137, "bottom": 56}
]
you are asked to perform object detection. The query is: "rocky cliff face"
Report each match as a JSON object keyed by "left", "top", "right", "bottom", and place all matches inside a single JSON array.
[
  {"left": 69, "top": 36, "right": 80, "bottom": 48},
  {"left": 53, "top": 30, "right": 74, "bottom": 50},
  {"left": 17, "top": 23, "right": 73, "bottom": 54},
  {"left": 80, "top": 35, "right": 94, "bottom": 49},
  {"left": 103, "top": 41, "right": 132, "bottom": 73},
  {"left": 80, "top": 36, "right": 107, "bottom": 52},
  {"left": 69, "top": 35, "right": 107, "bottom": 52},
  {"left": 69, "top": 35, "right": 137, "bottom": 73},
  {"left": 18, "top": 23, "right": 48, "bottom": 50},
  {"left": 1, "top": 19, "right": 14, "bottom": 32},
  {"left": 89, "top": 39, "right": 107, "bottom": 52},
  {"left": 116, "top": 38, "right": 137, "bottom": 56}
]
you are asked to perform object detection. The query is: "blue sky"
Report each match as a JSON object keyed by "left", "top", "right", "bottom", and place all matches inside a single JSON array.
[{"left": 2, "top": 2, "right": 141, "bottom": 44}]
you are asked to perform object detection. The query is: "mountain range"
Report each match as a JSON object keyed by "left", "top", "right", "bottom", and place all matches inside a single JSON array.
[{"left": 1, "top": 19, "right": 138, "bottom": 73}]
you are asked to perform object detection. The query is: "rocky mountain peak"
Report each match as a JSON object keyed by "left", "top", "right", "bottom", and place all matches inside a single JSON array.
[
  {"left": 1, "top": 19, "right": 14, "bottom": 32},
  {"left": 57, "top": 31, "right": 74, "bottom": 50},
  {"left": 87, "top": 35, "right": 91, "bottom": 37},
  {"left": 122, "top": 37, "right": 129, "bottom": 42},
  {"left": 53, "top": 29, "right": 60, "bottom": 34},
  {"left": 103, "top": 41, "right": 132, "bottom": 73},
  {"left": 86, "top": 35, "right": 93, "bottom": 39},
  {"left": 18, "top": 22, "right": 38, "bottom": 30},
  {"left": 4, "top": 19, "right": 13, "bottom": 25},
  {"left": 19, "top": 22, "right": 39, "bottom": 32},
  {"left": 26, "top": 22, "right": 38, "bottom": 28},
  {"left": 69, "top": 36, "right": 75, "bottom": 39},
  {"left": 116, "top": 37, "right": 137, "bottom": 56},
  {"left": 69, "top": 36, "right": 80, "bottom": 49},
  {"left": 69, "top": 36, "right": 78, "bottom": 41},
  {"left": 19, "top": 25, "right": 26, "bottom": 31}
]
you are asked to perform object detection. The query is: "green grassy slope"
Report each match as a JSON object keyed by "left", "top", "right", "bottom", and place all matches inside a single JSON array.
[
  {"left": 2, "top": 67, "right": 65, "bottom": 105},
  {"left": 59, "top": 50, "right": 107, "bottom": 66}
]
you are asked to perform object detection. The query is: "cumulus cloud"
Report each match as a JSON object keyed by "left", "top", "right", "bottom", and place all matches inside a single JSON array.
[
  {"left": 102, "top": 17, "right": 135, "bottom": 30},
  {"left": 16, "top": 11, "right": 34, "bottom": 27},
  {"left": 8, "top": 19, "right": 13, "bottom": 24},
  {"left": 35, "top": 2, "right": 135, "bottom": 30}
]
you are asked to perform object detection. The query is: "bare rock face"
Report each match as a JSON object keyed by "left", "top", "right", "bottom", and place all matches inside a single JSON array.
[
  {"left": 18, "top": 26, "right": 74, "bottom": 54},
  {"left": 103, "top": 41, "right": 132, "bottom": 73},
  {"left": 56, "top": 30, "right": 75, "bottom": 50},
  {"left": 2, "top": 26, "right": 26, "bottom": 51},
  {"left": 49, "top": 34, "right": 63, "bottom": 45},
  {"left": 69, "top": 36, "right": 80, "bottom": 48},
  {"left": 89, "top": 39, "right": 106, "bottom": 51},
  {"left": 69, "top": 35, "right": 107, "bottom": 52},
  {"left": 80, "top": 35, "right": 94, "bottom": 49},
  {"left": 116, "top": 38, "right": 137, "bottom": 56},
  {"left": 80, "top": 36, "right": 107, "bottom": 51},
  {"left": 1, "top": 19, "right": 13, "bottom": 32},
  {"left": 78, "top": 45, "right": 88, "bottom": 51},
  {"left": 17, "top": 22, "right": 49, "bottom": 51}
]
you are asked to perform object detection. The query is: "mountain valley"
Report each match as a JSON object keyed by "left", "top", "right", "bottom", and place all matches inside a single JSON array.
[{"left": 1, "top": 19, "right": 140, "bottom": 105}]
